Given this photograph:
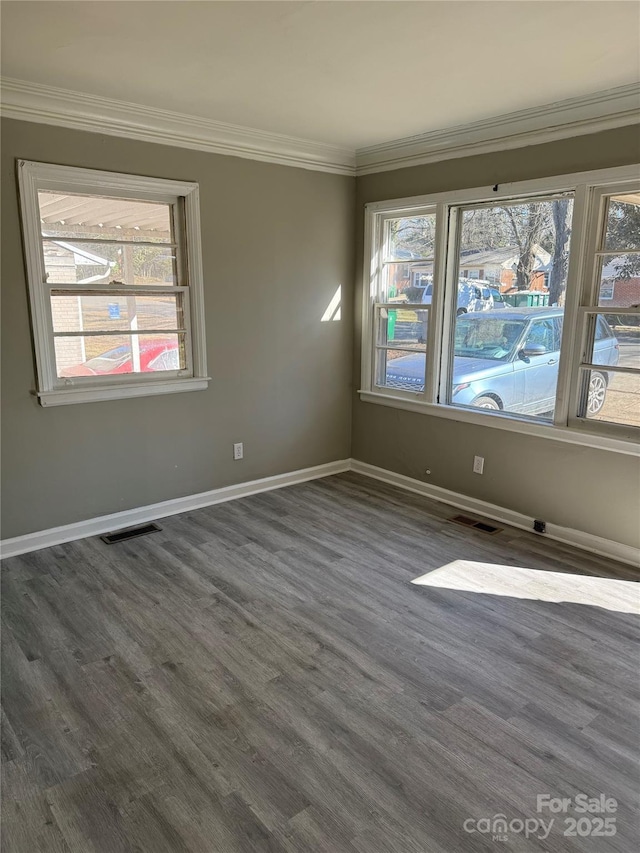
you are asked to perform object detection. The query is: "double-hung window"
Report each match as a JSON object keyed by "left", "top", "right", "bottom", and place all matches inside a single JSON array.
[
  {"left": 568, "top": 185, "right": 640, "bottom": 435},
  {"left": 18, "top": 161, "right": 208, "bottom": 406},
  {"left": 361, "top": 165, "right": 640, "bottom": 450},
  {"left": 367, "top": 207, "right": 438, "bottom": 400}
]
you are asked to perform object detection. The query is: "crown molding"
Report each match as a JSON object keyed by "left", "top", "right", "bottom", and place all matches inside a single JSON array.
[
  {"left": 0, "top": 77, "right": 356, "bottom": 176},
  {"left": 355, "top": 83, "right": 640, "bottom": 175},
  {"left": 2, "top": 77, "right": 638, "bottom": 178}
]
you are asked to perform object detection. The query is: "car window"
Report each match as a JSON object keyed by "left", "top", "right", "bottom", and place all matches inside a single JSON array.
[
  {"left": 148, "top": 348, "right": 180, "bottom": 372},
  {"left": 454, "top": 317, "right": 524, "bottom": 360},
  {"left": 83, "top": 346, "right": 131, "bottom": 374},
  {"left": 525, "top": 319, "right": 555, "bottom": 352},
  {"left": 553, "top": 317, "right": 563, "bottom": 350},
  {"left": 595, "top": 316, "right": 613, "bottom": 341},
  {"left": 420, "top": 284, "right": 433, "bottom": 302}
]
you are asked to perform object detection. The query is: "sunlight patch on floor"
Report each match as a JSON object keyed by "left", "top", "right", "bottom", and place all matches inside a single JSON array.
[{"left": 412, "top": 560, "right": 640, "bottom": 614}]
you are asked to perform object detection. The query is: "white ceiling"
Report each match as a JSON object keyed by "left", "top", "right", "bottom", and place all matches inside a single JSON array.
[{"left": 1, "top": 1, "right": 639, "bottom": 150}]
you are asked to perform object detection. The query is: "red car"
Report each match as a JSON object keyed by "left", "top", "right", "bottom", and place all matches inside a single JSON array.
[{"left": 60, "top": 339, "right": 180, "bottom": 376}]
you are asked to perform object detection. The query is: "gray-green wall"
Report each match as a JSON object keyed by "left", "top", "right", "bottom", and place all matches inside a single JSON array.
[
  {"left": 2, "top": 118, "right": 639, "bottom": 549},
  {"left": 353, "top": 126, "right": 640, "bottom": 549},
  {"left": 1, "top": 118, "right": 354, "bottom": 538}
]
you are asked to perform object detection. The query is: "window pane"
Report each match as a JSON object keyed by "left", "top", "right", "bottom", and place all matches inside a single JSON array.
[
  {"left": 51, "top": 293, "right": 184, "bottom": 334},
  {"left": 377, "top": 348, "right": 426, "bottom": 393},
  {"left": 585, "top": 316, "right": 637, "bottom": 369},
  {"left": 374, "top": 304, "right": 427, "bottom": 393},
  {"left": 450, "top": 311, "right": 562, "bottom": 422},
  {"left": 42, "top": 240, "right": 177, "bottom": 285},
  {"left": 384, "top": 214, "right": 436, "bottom": 262},
  {"left": 54, "top": 333, "right": 186, "bottom": 377},
  {"left": 376, "top": 305, "right": 427, "bottom": 349},
  {"left": 381, "top": 262, "right": 434, "bottom": 301},
  {"left": 582, "top": 369, "right": 640, "bottom": 427},
  {"left": 598, "top": 254, "right": 640, "bottom": 306},
  {"left": 603, "top": 192, "right": 640, "bottom": 252},
  {"left": 450, "top": 197, "right": 573, "bottom": 421},
  {"left": 38, "top": 192, "right": 173, "bottom": 243},
  {"left": 458, "top": 196, "right": 573, "bottom": 304}
]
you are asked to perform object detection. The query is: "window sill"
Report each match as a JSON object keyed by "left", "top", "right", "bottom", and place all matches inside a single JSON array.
[
  {"left": 37, "top": 377, "right": 210, "bottom": 407},
  {"left": 358, "top": 390, "right": 640, "bottom": 456}
]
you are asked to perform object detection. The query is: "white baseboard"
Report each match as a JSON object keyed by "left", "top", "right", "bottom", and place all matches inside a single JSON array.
[
  {"left": 351, "top": 459, "right": 640, "bottom": 568},
  {"left": 0, "top": 459, "right": 351, "bottom": 559},
  {"left": 3, "top": 457, "right": 637, "bottom": 567}
]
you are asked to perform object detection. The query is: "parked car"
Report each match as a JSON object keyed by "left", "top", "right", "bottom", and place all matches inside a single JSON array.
[
  {"left": 384, "top": 308, "right": 619, "bottom": 416},
  {"left": 420, "top": 280, "right": 493, "bottom": 315},
  {"left": 411, "top": 280, "right": 494, "bottom": 343},
  {"left": 60, "top": 339, "right": 181, "bottom": 376}
]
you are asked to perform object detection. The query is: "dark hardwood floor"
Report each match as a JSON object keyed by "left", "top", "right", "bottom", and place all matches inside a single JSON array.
[{"left": 1, "top": 472, "right": 638, "bottom": 852}]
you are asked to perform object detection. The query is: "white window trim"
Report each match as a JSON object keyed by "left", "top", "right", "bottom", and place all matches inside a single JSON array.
[
  {"left": 359, "top": 164, "right": 640, "bottom": 454},
  {"left": 18, "top": 160, "right": 209, "bottom": 406}
]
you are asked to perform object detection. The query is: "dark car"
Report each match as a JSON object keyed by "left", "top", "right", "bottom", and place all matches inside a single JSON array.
[{"left": 384, "top": 308, "right": 619, "bottom": 417}]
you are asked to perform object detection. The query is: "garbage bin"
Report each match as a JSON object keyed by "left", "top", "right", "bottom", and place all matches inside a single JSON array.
[{"left": 503, "top": 291, "right": 550, "bottom": 308}]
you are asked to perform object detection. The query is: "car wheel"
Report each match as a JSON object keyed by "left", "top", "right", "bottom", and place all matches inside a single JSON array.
[
  {"left": 587, "top": 371, "right": 607, "bottom": 416},
  {"left": 456, "top": 308, "right": 467, "bottom": 317},
  {"left": 473, "top": 395, "right": 500, "bottom": 410}
]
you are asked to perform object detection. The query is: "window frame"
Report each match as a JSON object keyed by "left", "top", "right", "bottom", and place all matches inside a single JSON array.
[
  {"left": 18, "top": 160, "right": 209, "bottom": 406},
  {"left": 567, "top": 183, "right": 640, "bottom": 439},
  {"left": 359, "top": 165, "right": 640, "bottom": 455}
]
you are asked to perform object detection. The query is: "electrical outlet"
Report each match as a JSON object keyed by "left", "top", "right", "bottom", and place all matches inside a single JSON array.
[
  {"left": 233, "top": 442, "right": 243, "bottom": 460},
  {"left": 473, "top": 455, "right": 484, "bottom": 475}
]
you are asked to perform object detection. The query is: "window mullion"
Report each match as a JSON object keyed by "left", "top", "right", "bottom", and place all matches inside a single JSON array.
[
  {"left": 48, "top": 284, "right": 188, "bottom": 294},
  {"left": 554, "top": 183, "right": 592, "bottom": 427},
  {"left": 360, "top": 207, "right": 377, "bottom": 393},
  {"left": 436, "top": 205, "right": 461, "bottom": 406},
  {"left": 423, "top": 203, "right": 448, "bottom": 404}
]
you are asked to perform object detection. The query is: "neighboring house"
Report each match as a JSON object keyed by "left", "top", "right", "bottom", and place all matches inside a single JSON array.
[
  {"left": 387, "top": 249, "right": 435, "bottom": 296},
  {"left": 599, "top": 258, "right": 640, "bottom": 307},
  {"left": 394, "top": 244, "right": 553, "bottom": 295},
  {"left": 458, "top": 244, "right": 551, "bottom": 291},
  {"left": 44, "top": 241, "right": 113, "bottom": 371}
]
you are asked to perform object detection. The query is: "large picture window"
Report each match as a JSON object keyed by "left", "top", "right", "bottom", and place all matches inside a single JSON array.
[
  {"left": 18, "top": 161, "right": 208, "bottom": 406},
  {"left": 361, "top": 166, "right": 640, "bottom": 449}
]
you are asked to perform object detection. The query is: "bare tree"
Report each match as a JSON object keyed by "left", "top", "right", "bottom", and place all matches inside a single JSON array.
[
  {"left": 548, "top": 199, "right": 572, "bottom": 306},
  {"left": 503, "top": 204, "right": 548, "bottom": 290}
]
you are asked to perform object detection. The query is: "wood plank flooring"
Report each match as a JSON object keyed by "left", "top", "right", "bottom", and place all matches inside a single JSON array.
[{"left": 2, "top": 472, "right": 639, "bottom": 852}]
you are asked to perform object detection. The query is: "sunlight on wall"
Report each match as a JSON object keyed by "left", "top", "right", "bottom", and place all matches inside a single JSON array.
[
  {"left": 321, "top": 285, "right": 341, "bottom": 322},
  {"left": 412, "top": 561, "right": 639, "bottom": 614}
]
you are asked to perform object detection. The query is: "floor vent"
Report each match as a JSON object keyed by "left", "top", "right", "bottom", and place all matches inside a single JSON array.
[
  {"left": 450, "top": 515, "right": 503, "bottom": 535},
  {"left": 100, "top": 522, "right": 162, "bottom": 544},
  {"left": 450, "top": 514, "right": 478, "bottom": 527}
]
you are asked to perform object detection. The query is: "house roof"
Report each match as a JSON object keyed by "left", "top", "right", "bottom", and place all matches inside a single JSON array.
[
  {"left": 459, "top": 245, "right": 551, "bottom": 271},
  {"left": 39, "top": 193, "right": 171, "bottom": 237},
  {"left": 48, "top": 240, "right": 112, "bottom": 267},
  {"left": 601, "top": 257, "right": 637, "bottom": 281}
]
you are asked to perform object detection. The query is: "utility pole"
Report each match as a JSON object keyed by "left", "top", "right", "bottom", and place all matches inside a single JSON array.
[{"left": 122, "top": 244, "right": 141, "bottom": 372}]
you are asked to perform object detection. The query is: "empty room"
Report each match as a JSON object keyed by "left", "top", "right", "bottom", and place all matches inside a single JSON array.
[{"left": 1, "top": 1, "right": 639, "bottom": 851}]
